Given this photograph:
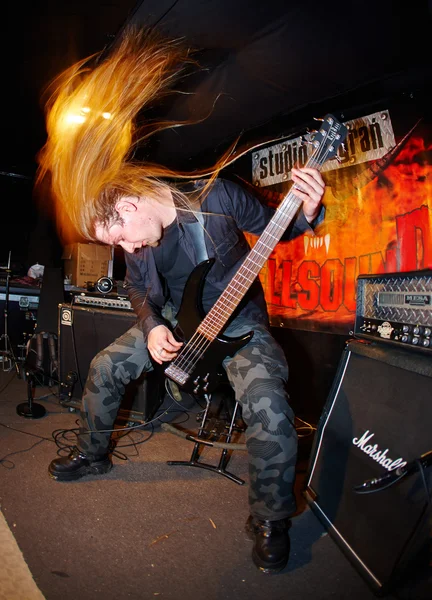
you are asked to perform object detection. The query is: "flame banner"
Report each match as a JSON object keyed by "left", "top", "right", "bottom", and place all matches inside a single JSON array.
[{"left": 247, "top": 112, "right": 432, "bottom": 334}]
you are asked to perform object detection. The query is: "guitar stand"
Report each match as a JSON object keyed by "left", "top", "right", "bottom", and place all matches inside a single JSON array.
[{"left": 166, "top": 392, "right": 246, "bottom": 485}]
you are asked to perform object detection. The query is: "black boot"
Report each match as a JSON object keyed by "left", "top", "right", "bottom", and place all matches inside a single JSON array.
[
  {"left": 246, "top": 516, "right": 291, "bottom": 573},
  {"left": 48, "top": 447, "right": 112, "bottom": 481}
]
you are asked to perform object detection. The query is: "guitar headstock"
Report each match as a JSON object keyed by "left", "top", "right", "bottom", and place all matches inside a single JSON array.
[{"left": 310, "top": 114, "right": 347, "bottom": 166}]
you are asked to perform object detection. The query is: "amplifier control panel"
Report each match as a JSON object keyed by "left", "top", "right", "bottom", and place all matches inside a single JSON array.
[
  {"left": 73, "top": 293, "right": 132, "bottom": 311},
  {"left": 355, "top": 317, "right": 431, "bottom": 350}
]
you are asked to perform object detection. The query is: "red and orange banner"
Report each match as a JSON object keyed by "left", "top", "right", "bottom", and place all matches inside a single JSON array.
[{"left": 246, "top": 112, "right": 432, "bottom": 334}]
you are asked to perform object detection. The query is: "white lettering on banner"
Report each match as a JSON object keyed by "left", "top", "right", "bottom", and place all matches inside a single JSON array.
[
  {"left": 352, "top": 430, "right": 407, "bottom": 471},
  {"left": 252, "top": 110, "right": 396, "bottom": 187}
]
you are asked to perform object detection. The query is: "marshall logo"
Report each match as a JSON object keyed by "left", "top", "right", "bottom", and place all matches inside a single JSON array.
[{"left": 353, "top": 430, "right": 407, "bottom": 472}]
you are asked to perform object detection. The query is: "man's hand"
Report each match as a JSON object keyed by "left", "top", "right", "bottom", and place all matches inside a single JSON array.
[
  {"left": 291, "top": 167, "right": 325, "bottom": 224},
  {"left": 148, "top": 324, "right": 183, "bottom": 364}
]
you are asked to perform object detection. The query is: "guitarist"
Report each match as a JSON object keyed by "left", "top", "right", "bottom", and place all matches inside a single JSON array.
[{"left": 39, "top": 26, "right": 325, "bottom": 574}]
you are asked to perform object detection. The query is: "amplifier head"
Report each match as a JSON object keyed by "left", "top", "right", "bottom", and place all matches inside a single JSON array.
[
  {"left": 72, "top": 291, "right": 132, "bottom": 311},
  {"left": 354, "top": 269, "right": 432, "bottom": 352}
]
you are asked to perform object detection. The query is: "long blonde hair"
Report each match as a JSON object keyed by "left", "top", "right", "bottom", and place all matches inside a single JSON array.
[{"left": 36, "top": 26, "right": 231, "bottom": 243}]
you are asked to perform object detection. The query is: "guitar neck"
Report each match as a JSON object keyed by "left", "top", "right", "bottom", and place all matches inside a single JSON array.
[
  {"left": 197, "top": 184, "right": 305, "bottom": 340},
  {"left": 196, "top": 115, "right": 346, "bottom": 341}
]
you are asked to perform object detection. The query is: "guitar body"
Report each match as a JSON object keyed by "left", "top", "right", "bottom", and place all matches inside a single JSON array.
[{"left": 164, "top": 259, "right": 253, "bottom": 397}]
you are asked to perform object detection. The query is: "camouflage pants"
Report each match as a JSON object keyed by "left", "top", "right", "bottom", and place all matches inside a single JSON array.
[{"left": 77, "top": 316, "right": 297, "bottom": 520}]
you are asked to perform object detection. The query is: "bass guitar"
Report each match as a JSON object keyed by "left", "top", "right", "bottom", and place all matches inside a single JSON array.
[{"left": 163, "top": 114, "right": 347, "bottom": 399}]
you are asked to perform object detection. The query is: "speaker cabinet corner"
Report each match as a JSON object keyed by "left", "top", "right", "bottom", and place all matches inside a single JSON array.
[{"left": 305, "top": 340, "right": 432, "bottom": 595}]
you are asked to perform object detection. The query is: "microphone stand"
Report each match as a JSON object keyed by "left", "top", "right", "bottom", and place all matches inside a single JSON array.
[{"left": 0, "top": 251, "right": 19, "bottom": 375}]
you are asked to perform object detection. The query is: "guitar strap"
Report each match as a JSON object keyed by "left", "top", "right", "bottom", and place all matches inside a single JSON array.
[{"left": 183, "top": 203, "right": 209, "bottom": 263}]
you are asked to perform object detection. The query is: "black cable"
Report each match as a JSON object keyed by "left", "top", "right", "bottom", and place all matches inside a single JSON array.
[
  {"left": 0, "top": 438, "right": 46, "bottom": 470},
  {"left": 0, "top": 421, "right": 55, "bottom": 469},
  {"left": 51, "top": 419, "right": 155, "bottom": 461},
  {"left": 0, "top": 370, "right": 17, "bottom": 394},
  {"left": 31, "top": 368, "right": 59, "bottom": 389},
  {"left": 354, "top": 471, "right": 408, "bottom": 495},
  {"left": 49, "top": 374, "right": 204, "bottom": 463},
  {"left": 50, "top": 393, "right": 180, "bottom": 454},
  {"left": 27, "top": 370, "right": 64, "bottom": 402},
  {"left": 354, "top": 450, "right": 432, "bottom": 497},
  {"left": 417, "top": 459, "right": 431, "bottom": 505},
  {"left": 149, "top": 0, "right": 182, "bottom": 29}
]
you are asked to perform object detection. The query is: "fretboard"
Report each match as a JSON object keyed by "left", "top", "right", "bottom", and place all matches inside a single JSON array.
[{"left": 197, "top": 181, "right": 307, "bottom": 340}]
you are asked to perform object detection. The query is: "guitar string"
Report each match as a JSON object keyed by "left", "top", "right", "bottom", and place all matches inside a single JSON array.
[
  {"left": 167, "top": 173, "right": 315, "bottom": 377},
  {"left": 194, "top": 123, "right": 341, "bottom": 339},
  {"left": 169, "top": 146, "right": 329, "bottom": 366},
  {"left": 169, "top": 125, "right": 340, "bottom": 379},
  {"left": 171, "top": 143, "right": 332, "bottom": 376},
  {"left": 170, "top": 143, "right": 332, "bottom": 377},
  {"left": 172, "top": 172, "right": 317, "bottom": 371}
]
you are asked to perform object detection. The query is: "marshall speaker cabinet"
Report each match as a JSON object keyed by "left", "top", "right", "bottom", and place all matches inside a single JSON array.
[
  {"left": 58, "top": 303, "right": 163, "bottom": 424},
  {"left": 304, "top": 339, "right": 432, "bottom": 595}
]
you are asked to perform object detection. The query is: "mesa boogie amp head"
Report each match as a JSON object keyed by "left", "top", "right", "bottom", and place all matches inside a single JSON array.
[{"left": 354, "top": 269, "right": 432, "bottom": 352}]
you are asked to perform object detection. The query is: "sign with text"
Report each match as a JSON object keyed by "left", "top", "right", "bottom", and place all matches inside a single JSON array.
[
  {"left": 252, "top": 110, "right": 396, "bottom": 187},
  {"left": 245, "top": 113, "right": 431, "bottom": 334}
]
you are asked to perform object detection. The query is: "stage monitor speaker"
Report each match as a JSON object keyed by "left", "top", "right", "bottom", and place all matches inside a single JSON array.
[
  {"left": 304, "top": 340, "right": 432, "bottom": 596},
  {"left": 58, "top": 303, "right": 163, "bottom": 424}
]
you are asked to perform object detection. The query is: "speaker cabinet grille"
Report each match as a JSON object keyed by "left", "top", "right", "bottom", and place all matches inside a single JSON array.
[
  {"left": 305, "top": 340, "right": 432, "bottom": 594},
  {"left": 58, "top": 304, "right": 162, "bottom": 423}
]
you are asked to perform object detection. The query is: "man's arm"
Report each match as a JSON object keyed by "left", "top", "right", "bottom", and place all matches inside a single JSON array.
[
  {"left": 124, "top": 251, "right": 182, "bottom": 364},
  {"left": 291, "top": 167, "right": 325, "bottom": 224},
  {"left": 123, "top": 251, "right": 166, "bottom": 339}
]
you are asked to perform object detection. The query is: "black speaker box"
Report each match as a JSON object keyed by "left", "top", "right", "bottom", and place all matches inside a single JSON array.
[
  {"left": 305, "top": 340, "right": 432, "bottom": 596},
  {"left": 58, "top": 303, "right": 163, "bottom": 423}
]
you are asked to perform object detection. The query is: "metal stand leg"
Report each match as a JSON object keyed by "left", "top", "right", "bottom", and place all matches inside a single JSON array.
[
  {"left": 16, "top": 370, "right": 46, "bottom": 419},
  {"left": 0, "top": 334, "right": 19, "bottom": 374},
  {"left": 0, "top": 251, "right": 20, "bottom": 376},
  {"left": 167, "top": 393, "right": 245, "bottom": 485}
]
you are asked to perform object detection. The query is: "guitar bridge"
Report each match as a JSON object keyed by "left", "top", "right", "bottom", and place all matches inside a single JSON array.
[{"left": 164, "top": 364, "right": 190, "bottom": 387}]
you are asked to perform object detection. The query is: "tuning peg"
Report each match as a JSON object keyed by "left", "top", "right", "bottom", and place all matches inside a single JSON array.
[
  {"left": 332, "top": 155, "right": 342, "bottom": 163},
  {"left": 313, "top": 117, "right": 325, "bottom": 122},
  {"left": 300, "top": 136, "right": 314, "bottom": 145}
]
